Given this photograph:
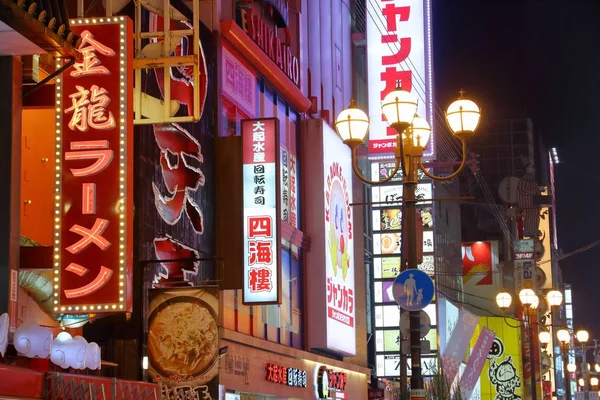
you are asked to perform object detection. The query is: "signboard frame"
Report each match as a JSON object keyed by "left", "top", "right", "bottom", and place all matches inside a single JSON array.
[
  {"left": 53, "top": 18, "right": 134, "bottom": 313},
  {"left": 241, "top": 117, "right": 282, "bottom": 305}
]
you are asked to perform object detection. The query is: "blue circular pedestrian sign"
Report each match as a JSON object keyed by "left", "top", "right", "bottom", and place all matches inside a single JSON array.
[{"left": 392, "top": 269, "right": 434, "bottom": 311}]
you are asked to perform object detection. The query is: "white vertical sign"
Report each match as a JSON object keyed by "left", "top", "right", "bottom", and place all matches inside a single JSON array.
[
  {"left": 366, "top": 0, "right": 434, "bottom": 157},
  {"left": 323, "top": 123, "right": 356, "bottom": 354},
  {"left": 242, "top": 118, "right": 280, "bottom": 304}
]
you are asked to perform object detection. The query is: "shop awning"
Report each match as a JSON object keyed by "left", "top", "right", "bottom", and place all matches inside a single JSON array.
[{"left": 0, "top": 365, "right": 44, "bottom": 399}]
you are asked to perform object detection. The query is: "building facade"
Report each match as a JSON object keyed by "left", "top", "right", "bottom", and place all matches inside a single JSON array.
[{"left": 0, "top": 0, "right": 372, "bottom": 398}]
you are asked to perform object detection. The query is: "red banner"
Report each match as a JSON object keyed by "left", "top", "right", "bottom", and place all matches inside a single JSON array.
[{"left": 53, "top": 18, "right": 133, "bottom": 313}]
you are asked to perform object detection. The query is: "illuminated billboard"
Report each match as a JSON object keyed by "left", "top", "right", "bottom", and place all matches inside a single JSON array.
[
  {"left": 53, "top": 18, "right": 133, "bottom": 313},
  {"left": 242, "top": 118, "right": 280, "bottom": 304},
  {"left": 323, "top": 122, "right": 356, "bottom": 354},
  {"left": 369, "top": 160, "right": 437, "bottom": 378},
  {"left": 366, "top": 0, "right": 434, "bottom": 157},
  {"left": 470, "top": 316, "right": 524, "bottom": 400},
  {"left": 303, "top": 119, "right": 355, "bottom": 356},
  {"left": 461, "top": 241, "right": 501, "bottom": 313}
]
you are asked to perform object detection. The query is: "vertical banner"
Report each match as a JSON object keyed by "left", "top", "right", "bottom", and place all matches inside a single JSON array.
[
  {"left": 280, "top": 146, "right": 289, "bottom": 223},
  {"left": 242, "top": 118, "right": 280, "bottom": 304},
  {"left": 441, "top": 309, "right": 479, "bottom": 384},
  {"left": 302, "top": 119, "right": 355, "bottom": 356},
  {"left": 514, "top": 239, "right": 535, "bottom": 292},
  {"left": 148, "top": 286, "right": 219, "bottom": 398},
  {"left": 323, "top": 123, "right": 356, "bottom": 354},
  {"left": 476, "top": 317, "right": 524, "bottom": 400},
  {"left": 288, "top": 153, "right": 299, "bottom": 228},
  {"left": 366, "top": 0, "right": 435, "bottom": 158},
  {"left": 53, "top": 18, "right": 133, "bottom": 313},
  {"left": 460, "top": 327, "right": 496, "bottom": 399}
]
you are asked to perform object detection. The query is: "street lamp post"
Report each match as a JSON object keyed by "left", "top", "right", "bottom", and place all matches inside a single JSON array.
[
  {"left": 558, "top": 328, "right": 572, "bottom": 400},
  {"left": 335, "top": 87, "right": 481, "bottom": 397},
  {"left": 497, "top": 288, "right": 564, "bottom": 400},
  {"left": 574, "top": 330, "right": 598, "bottom": 400}
]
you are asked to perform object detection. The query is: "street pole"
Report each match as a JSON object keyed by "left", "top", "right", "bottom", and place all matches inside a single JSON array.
[
  {"left": 527, "top": 311, "right": 538, "bottom": 400},
  {"left": 582, "top": 345, "right": 589, "bottom": 400},
  {"left": 403, "top": 154, "right": 423, "bottom": 398},
  {"left": 563, "top": 345, "right": 571, "bottom": 400}
]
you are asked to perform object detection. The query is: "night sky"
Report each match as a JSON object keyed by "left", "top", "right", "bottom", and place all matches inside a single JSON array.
[{"left": 434, "top": 1, "right": 600, "bottom": 339}]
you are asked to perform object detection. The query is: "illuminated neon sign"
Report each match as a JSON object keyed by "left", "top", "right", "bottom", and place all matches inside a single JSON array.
[
  {"left": 242, "top": 118, "right": 281, "bottom": 304},
  {"left": 53, "top": 17, "right": 133, "bottom": 313}
]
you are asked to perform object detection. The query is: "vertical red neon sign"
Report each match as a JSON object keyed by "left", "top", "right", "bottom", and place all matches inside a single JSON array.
[{"left": 53, "top": 18, "right": 133, "bottom": 313}]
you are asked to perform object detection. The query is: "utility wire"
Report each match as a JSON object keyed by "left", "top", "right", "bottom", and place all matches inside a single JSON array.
[{"left": 558, "top": 161, "right": 600, "bottom": 180}]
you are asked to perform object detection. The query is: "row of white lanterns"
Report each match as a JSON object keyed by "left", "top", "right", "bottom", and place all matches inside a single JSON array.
[{"left": 12, "top": 319, "right": 101, "bottom": 370}]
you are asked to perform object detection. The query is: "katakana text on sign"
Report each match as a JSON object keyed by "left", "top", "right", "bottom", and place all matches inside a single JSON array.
[{"left": 56, "top": 20, "right": 132, "bottom": 311}]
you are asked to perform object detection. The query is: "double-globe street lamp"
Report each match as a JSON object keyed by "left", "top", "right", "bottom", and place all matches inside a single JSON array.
[
  {"left": 335, "top": 87, "right": 481, "bottom": 397},
  {"left": 496, "top": 288, "right": 564, "bottom": 400},
  {"left": 568, "top": 330, "right": 598, "bottom": 400},
  {"left": 551, "top": 329, "right": 599, "bottom": 400},
  {"left": 556, "top": 328, "right": 574, "bottom": 400}
]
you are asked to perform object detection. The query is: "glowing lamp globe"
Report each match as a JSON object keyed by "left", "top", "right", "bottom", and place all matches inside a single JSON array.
[
  {"left": 577, "top": 329, "right": 590, "bottom": 344},
  {"left": 557, "top": 328, "right": 571, "bottom": 344},
  {"left": 591, "top": 377, "right": 599, "bottom": 387},
  {"left": 381, "top": 88, "right": 418, "bottom": 131},
  {"left": 595, "top": 364, "right": 600, "bottom": 373},
  {"left": 530, "top": 294, "right": 540, "bottom": 310},
  {"left": 406, "top": 116, "right": 431, "bottom": 149},
  {"left": 446, "top": 92, "right": 481, "bottom": 138},
  {"left": 547, "top": 289, "right": 563, "bottom": 307},
  {"left": 539, "top": 331, "right": 551, "bottom": 346},
  {"left": 579, "top": 379, "right": 585, "bottom": 387},
  {"left": 496, "top": 291, "right": 512, "bottom": 310},
  {"left": 519, "top": 288, "right": 537, "bottom": 307},
  {"left": 567, "top": 363, "right": 577, "bottom": 373},
  {"left": 335, "top": 100, "right": 370, "bottom": 146}
]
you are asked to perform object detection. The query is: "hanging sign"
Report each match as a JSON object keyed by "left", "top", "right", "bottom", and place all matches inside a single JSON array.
[{"left": 53, "top": 18, "right": 133, "bottom": 313}]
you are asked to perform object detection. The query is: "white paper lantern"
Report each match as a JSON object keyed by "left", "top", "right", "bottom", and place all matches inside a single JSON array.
[
  {"left": 85, "top": 342, "right": 101, "bottom": 370},
  {"left": 0, "top": 313, "right": 8, "bottom": 357},
  {"left": 50, "top": 331, "right": 73, "bottom": 369},
  {"left": 69, "top": 336, "right": 88, "bottom": 370},
  {"left": 14, "top": 321, "right": 52, "bottom": 358}
]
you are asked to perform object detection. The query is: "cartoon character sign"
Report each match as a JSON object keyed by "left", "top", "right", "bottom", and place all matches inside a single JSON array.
[
  {"left": 488, "top": 337, "right": 522, "bottom": 400},
  {"left": 322, "top": 123, "right": 356, "bottom": 354},
  {"left": 326, "top": 163, "right": 352, "bottom": 281}
]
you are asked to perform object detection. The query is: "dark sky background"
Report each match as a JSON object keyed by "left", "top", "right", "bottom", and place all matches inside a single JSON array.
[{"left": 433, "top": 1, "right": 600, "bottom": 339}]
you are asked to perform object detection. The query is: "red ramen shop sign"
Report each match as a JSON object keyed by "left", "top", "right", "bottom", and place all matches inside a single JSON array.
[
  {"left": 53, "top": 18, "right": 133, "bottom": 313},
  {"left": 238, "top": 7, "right": 300, "bottom": 86},
  {"left": 265, "top": 363, "right": 307, "bottom": 388}
]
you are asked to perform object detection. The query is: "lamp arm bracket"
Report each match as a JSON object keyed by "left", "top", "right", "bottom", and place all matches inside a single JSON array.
[
  {"left": 417, "top": 139, "right": 468, "bottom": 181},
  {"left": 502, "top": 315, "right": 526, "bottom": 329},
  {"left": 351, "top": 146, "right": 401, "bottom": 185}
]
